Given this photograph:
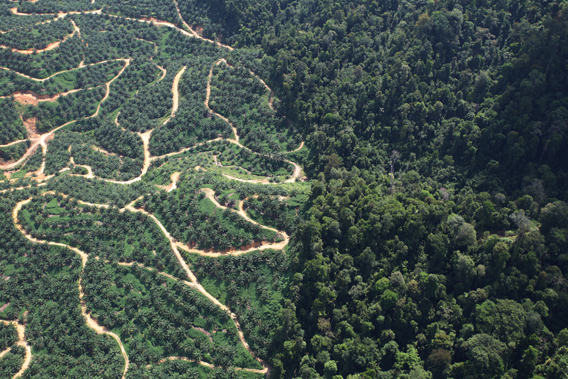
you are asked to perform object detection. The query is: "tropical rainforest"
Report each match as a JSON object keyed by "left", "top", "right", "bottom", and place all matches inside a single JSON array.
[{"left": 1, "top": 0, "right": 568, "bottom": 379}]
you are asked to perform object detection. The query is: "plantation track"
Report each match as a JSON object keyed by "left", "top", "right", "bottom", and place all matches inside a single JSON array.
[
  {"left": 0, "top": 19, "right": 79, "bottom": 54},
  {"left": 2, "top": 9, "right": 303, "bottom": 186},
  {"left": 12, "top": 198, "right": 129, "bottom": 379},
  {"left": 0, "top": 58, "right": 130, "bottom": 172},
  {"left": 0, "top": 320, "right": 32, "bottom": 378},
  {"left": 11, "top": 193, "right": 273, "bottom": 375},
  {"left": 0, "top": 9, "right": 308, "bottom": 377}
]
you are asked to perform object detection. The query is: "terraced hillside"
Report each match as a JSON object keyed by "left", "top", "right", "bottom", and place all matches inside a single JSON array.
[{"left": 0, "top": 1, "right": 307, "bottom": 378}]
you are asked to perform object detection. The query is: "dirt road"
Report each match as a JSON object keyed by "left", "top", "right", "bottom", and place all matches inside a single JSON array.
[
  {"left": 12, "top": 198, "right": 129, "bottom": 378},
  {"left": 0, "top": 320, "right": 32, "bottom": 378}
]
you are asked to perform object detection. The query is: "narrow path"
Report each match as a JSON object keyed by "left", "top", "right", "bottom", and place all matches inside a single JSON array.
[
  {"left": 11, "top": 193, "right": 271, "bottom": 374},
  {"left": 213, "top": 154, "right": 251, "bottom": 174},
  {"left": 164, "top": 66, "right": 186, "bottom": 123},
  {"left": 0, "top": 89, "right": 82, "bottom": 104},
  {"left": 105, "top": 13, "right": 232, "bottom": 50},
  {"left": 10, "top": 7, "right": 102, "bottom": 17},
  {"left": 0, "top": 19, "right": 79, "bottom": 55},
  {"left": 0, "top": 58, "right": 123, "bottom": 83},
  {"left": 0, "top": 58, "right": 130, "bottom": 172},
  {"left": 171, "top": 0, "right": 199, "bottom": 37},
  {"left": 89, "top": 59, "right": 131, "bottom": 119},
  {"left": 151, "top": 356, "right": 266, "bottom": 374},
  {"left": 0, "top": 320, "right": 32, "bottom": 378},
  {"left": 122, "top": 203, "right": 269, "bottom": 373},
  {"left": 156, "top": 65, "right": 166, "bottom": 82},
  {"left": 0, "top": 139, "right": 28, "bottom": 149},
  {"left": 104, "top": 65, "right": 185, "bottom": 185},
  {"left": 284, "top": 140, "right": 304, "bottom": 153},
  {"left": 204, "top": 59, "right": 303, "bottom": 182},
  {"left": 4, "top": 10, "right": 305, "bottom": 188},
  {"left": 12, "top": 198, "right": 129, "bottom": 379},
  {"left": 8, "top": 6, "right": 229, "bottom": 50},
  {"left": 176, "top": 188, "right": 289, "bottom": 257},
  {"left": 0, "top": 347, "right": 11, "bottom": 359},
  {"left": 205, "top": 59, "right": 239, "bottom": 142},
  {"left": 0, "top": 119, "right": 74, "bottom": 170},
  {"left": 167, "top": 172, "right": 180, "bottom": 192}
]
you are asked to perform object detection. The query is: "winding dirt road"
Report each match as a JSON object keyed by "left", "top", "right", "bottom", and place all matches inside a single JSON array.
[
  {"left": 0, "top": 58, "right": 122, "bottom": 83},
  {"left": 12, "top": 198, "right": 129, "bottom": 379},
  {"left": 0, "top": 89, "right": 82, "bottom": 105},
  {"left": 0, "top": 320, "right": 32, "bottom": 378},
  {"left": 1, "top": 10, "right": 306, "bottom": 376},
  {"left": 11, "top": 193, "right": 271, "bottom": 374},
  {"left": 165, "top": 66, "right": 186, "bottom": 123},
  {"left": 121, "top": 202, "right": 269, "bottom": 373},
  {"left": 0, "top": 58, "right": 130, "bottom": 173},
  {"left": 89, "top": 59, "right": 131, "bottom": 119},
  {"left": 0, "top": 19, "right": 79, "bottom": 55}
]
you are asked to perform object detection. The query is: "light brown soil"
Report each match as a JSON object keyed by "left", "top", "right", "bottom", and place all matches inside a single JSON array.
[
  {"left": 1, "top": 57, "right": 120, "bottom": 83},
  {"left": 0, "top": 320, "right": 32, "bottom": 378},
  {"left": 4, "top": 89, "right": 81, "bottom": 106},
  {"left": 0, "top": 19, "right": 79, "bottom": 54},
  {"left": 166, "top": 172, "right": 180, "bottom": 192},
  {"left": 156, "top": 65, "right": 166, "bottom": 82},
  {"left": 285, "top": 140, "right": 304, "bottom": 153},
  {"left": 13, "top": 197, "right": 129, "bottom": 379},
  {"left": 89, "top": 59, "right": 131, "bottom": 118},
  {"left": 0, "top": 347, "right": 11, "bottom": 359},
  {"left": 167, "top": 66, "right": 186, "bottom": 121},
  {"left": 192, "top": 326, "right": 213, "bottom": 343}
]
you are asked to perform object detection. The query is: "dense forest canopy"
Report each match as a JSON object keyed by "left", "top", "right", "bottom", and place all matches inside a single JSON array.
[{"left": 1, "top": 0, "right": 568, "bottom": 379}]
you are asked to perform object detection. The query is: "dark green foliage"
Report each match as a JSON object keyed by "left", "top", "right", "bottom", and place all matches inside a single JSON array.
[
  {"left": 149, "top": 59, "right": 233, "bottom": 156},
  {"left": 103, "top": 0, "right": 181, "bottom": 25},
  {"left": 0, "top": 98, "right": 26, "bottom": 145},
  {"left": 0, "top": 60, "right": 124, "bottom": 97},
  {"left": 46, "top": 175, "right": 158, "bottom": 208},
  {"left": 0, "top": 195, "right": 125, "bottom": 378},
  {"left": 2, "top": 1, "right": 568, "bottom": 378},
  {"left": 0, "top": 5, "right": 52, "bottom": 31},
  {"left": 209, "top": 61, "right": 301, "bottom": 154},
  {"left": 22, "top": 145, "right": 43, "bottom": 172},
  {"left": 0, "top": 18, "right": 73, "bottom": 50},
  {"left": 24, "top": 86, "right": 106, "bottom": 132},
  {"left": 118, "top": 62, "right": 182, "bottom": 132},
  {"left": 188, "top": 251, "right": 290, "bottom": 361},
  {"left": 0, "top": 323, "right": 16, "bottom": 350},
  {"left": 0, "top": 345, "right": 25, "bottom": 378},
  {"left": 143, "top": 172, "right": 278, "bottom": 251},
  {"left": 243, "top": 192, "right": 308, "bottom": 235},
  {"left": 20, "top": 193, "right": 186, "bottom": 278},
  {"left": 0, "top": 33, "right": 84, "bottom": 78},
  {"left": 17, "top": 0, "right": 99, "bottom": 14},
  {"left": 77, "top": 14, "right": 160, "bottom": 64},
  {"left": 0, "top": 140, "right": 30, "bottom": 163},
  {"left": 45, "top": 131, "right": 143, "bottom": 180},
  {"left": 217, "top": 143, "right": 295, "bottom": 178},
  {"left": 73, "top": 118, "right": 144, "bottom": 160},
  {"left": 268, "top": 167, "right": 568, "bottom": 378},
  {"left": 82, "top": 260, "right": 262, "bottom": 370}
]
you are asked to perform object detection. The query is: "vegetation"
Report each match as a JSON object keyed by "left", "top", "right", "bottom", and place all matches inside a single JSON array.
[
  {"left": 0, "top": 140, "right": 30, "bottom": 163},
  {"left": 143, "top": 172, "right": 279, "bottom": 251},
  {"left": 0, "top": 60, "right": 124, "bottom": 97},
  {"left": 0, "top": 98, "right": 26, "bottom": 145},
  {"left": 0, "top": 195, "right": 125, "bottom": 379},
  {"left": 186, "top": 250, "right": 291, "bottom": 361},
  {"left": 82, "top": 260, "right": 262, "bottom": 370},
  {"left": 2, "top": 0, "right": 568, "bottom": 378}
]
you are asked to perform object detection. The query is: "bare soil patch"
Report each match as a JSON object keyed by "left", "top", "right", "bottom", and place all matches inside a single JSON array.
[{"left": 24, "top": 117, "right": 39, "bottom": 138}]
